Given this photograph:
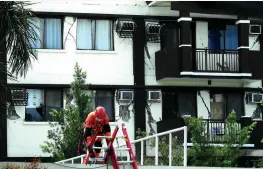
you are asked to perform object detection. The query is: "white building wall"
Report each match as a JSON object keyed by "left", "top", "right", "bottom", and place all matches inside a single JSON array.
[
  {"left": 8, "top": 16, "right": 134, "bottom": 85},
  {"left": 6, "top": 2, "right": 262, "bottom": 158}
]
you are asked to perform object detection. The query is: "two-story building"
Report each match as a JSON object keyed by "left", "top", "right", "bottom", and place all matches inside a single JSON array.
[{"left": 1, "top": 1, "right": 263, "bottom": 164}]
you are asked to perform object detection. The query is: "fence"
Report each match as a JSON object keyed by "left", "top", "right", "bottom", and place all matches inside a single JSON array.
[
  {"left": 201, "top": 119, "right": 241, "bottom": 144},
  {"left": 195, "top": 48, "right": 239, "bottom": 72},
  {"left": 55, "top": 126, "right": 188, "bottom": 167}
]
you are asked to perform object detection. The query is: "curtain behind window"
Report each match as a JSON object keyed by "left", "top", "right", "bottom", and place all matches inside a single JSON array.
[
  {"left": 95, "top": 20, "right": 112, "bottom": 50},
  {"left": 210, "top": 93, "right": 225, "bottom": 120},
  {"left": 225, "top": 25, "right": 238, "bottom": 50},
  {"left": 25, "top": 89, "right": 44, "bottom": 121},
  {"left": 44, "top": 18, "right": 62, "bottom": 49},
  {"left": 96, "top": 91, "right": 114, "bottom": 121},
  {"left": 77, "top": 19, "right": 93, "bottom": 49}
]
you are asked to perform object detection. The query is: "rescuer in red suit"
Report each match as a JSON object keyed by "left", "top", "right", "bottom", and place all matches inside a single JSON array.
[{"left": 83, "top": 106, "right": 111, "bottom": 158}]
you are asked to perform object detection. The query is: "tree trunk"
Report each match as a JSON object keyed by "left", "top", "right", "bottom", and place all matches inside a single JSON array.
[{"left": 0, "top": 22, "right": 7, "bottom": 161}]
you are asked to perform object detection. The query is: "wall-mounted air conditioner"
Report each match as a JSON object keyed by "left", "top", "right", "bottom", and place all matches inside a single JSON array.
[
  {"left": 11, "top": 90, "right": 26, "bottom": 101},
  {"left": 249, "top": 25, "right": 261, "bottom": 35},
  {"left": 119, "top": 91, "right": 134, "bottom": 101},
  {"left": 147, "top": 91, "right": 161, "bottom": 101},
  {"left": 247, "top": 93, "right": 263, "bottom": 103}
]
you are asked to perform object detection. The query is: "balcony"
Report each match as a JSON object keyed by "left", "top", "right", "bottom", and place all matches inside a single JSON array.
[
  {"left": 195, "top": 48, "right": 239, "bottom": 73},
  {"left": 155, "top": 47, "right": 261, "bottom": 81},
  {"left": 186, "top": 118, "right": 263, "bottom": 148},
  {"left": 201, "top": 119, "right": 242, "bottom": 144}
]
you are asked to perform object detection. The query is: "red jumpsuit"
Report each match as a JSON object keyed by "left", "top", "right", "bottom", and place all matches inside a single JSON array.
[{"left": 83, "top": 111, "right": 111, "bottom": 158}]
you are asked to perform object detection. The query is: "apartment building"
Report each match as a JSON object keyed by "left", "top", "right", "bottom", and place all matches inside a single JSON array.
[{"left": 1, "top": 1, "right": 263, "bottom": 162}]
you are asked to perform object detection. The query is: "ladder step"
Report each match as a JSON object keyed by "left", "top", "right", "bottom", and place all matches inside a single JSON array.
[
  {"left": 96, "top": 136, "right": 112, "bottom": 139},
  {"left": 118, "top": 161, "right": 133, "bottom": 164},
  {"left": 89, "top": 158, "right": 104, "bottom": 162},
  {"left": 93, "top": 146, "right": 108, "bottom": 149},
  {"left": 96, "top": 136, "right": 125, "bottom": 139},
  {"left": 115, "top": 148, "right": 130, "bottom": 151}
]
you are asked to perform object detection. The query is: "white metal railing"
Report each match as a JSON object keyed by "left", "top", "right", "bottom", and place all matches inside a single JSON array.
[
  {"left": 55, "top": 126, "right": 188, "bottom": 167},
  {"left": 116, "top": 126, "right": 188, "bottom": 167}
]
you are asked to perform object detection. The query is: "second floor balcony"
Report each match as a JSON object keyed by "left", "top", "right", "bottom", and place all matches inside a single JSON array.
[{"left": 195, "top": 48, "right": 239, "bottom": 73}]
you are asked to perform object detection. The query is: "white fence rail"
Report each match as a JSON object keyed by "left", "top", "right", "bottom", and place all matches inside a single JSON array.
[{"left": 55, "top": 126, "right": 188, "bottom": 167}]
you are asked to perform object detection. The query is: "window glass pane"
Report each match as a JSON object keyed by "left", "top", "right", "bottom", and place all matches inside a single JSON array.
[
  {"left": 226, "top": 93, "right": 243, "bottom": 120},
  {"left": 208, "top": 28, "right": 222, "bottom": 50},
  {"left": 77, "top": 19, "right": 93, "bottom": 49},
  {"left": 210, "top": 93, "right": 225, "bottom": 119},
  {"left": 177, "top": 92, "right": 196, "bottom": 117},
  {"left": 225, "top": 25, "right": 238, "bottom": 50},
  {"left": 95, "top": 20, "right": 112, "bottom": 50},
  {"left": 25, "top": 89, "right": 44, "bottom": 121},
  {"left": 45, "top": 90, "right": 62, "bottom": 121},
  {"left": 161, "top": 23, "right": 178, "bottom": 49},
  {"left": 44, "top": 18, "right": 62, "bottom": 49},
  {"left": 96, "top": 91, "right": 114, "bottom": 121},
  {"left": 29, "top": 17, "right": 44, "bottom": 48}
]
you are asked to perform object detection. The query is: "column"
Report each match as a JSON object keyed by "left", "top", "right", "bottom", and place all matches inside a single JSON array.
[
  {"left": 236, "top": 16, "right": 250, "bottom": 73},
  {"left": 178, "top": 11, "right": 193, "bottom": 72}
]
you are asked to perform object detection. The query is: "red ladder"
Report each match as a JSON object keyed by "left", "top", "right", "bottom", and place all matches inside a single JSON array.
[{"left": 82, "top": 123, "right": 138, "bottom": 169}]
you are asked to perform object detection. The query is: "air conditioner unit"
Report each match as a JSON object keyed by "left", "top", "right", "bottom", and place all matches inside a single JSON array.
[
  {"left": 147, "top": 91, "right": 161, "bottom": 101},
  {"left": 115, "top": 20, "right": 135, "bottom": 32},
  {"left": 119, "top": 91, "right": 133, "bottom": 101},
  {"left": 247, "top": 93, "right": 263, "bottom": 103},
  {"left": 11, "top": 90, "right": 25, "bottom": 100},
  {"left": 249, "top": 25, "right": 261, "bottom": 35}
]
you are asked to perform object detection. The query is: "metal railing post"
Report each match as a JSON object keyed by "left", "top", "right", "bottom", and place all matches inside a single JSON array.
[
  {"left": 184, "top": 126, "right": 188, "bottom": 167},
  {"left": 155, "top": 136, "right": 158, "bottom": 166}
]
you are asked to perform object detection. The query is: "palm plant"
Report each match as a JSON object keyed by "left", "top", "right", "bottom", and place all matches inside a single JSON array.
[
  {"left": 0, "top": 1, "right": 39, "bottom": 160},
  {"left": 0, "top": 1, "right": 39, "bottom": 80}
]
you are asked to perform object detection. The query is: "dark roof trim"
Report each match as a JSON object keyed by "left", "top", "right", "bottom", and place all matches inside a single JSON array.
[{"left": 7, "top": 84, "right": 262, "bottom": 92}]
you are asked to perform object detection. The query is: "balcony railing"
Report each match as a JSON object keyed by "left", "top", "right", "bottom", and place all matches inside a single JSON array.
[
  {"left": 195, "top": 48, "right": 239, "bottom": 72},
  {"left": 202, "top": 119, "right": 241, "bottom": 144}
]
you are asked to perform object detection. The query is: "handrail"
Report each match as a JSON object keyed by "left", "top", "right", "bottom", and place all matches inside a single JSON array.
[
  {"left": 123, "top": 126, "right": 185, "bottom": 145},
  {"left": 56, "top": 126, "right": 188, "bottom": 167}
]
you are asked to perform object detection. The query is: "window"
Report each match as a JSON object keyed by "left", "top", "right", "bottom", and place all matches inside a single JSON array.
[
  {"left": 25, "top": 89, "right": 63, "bottom": 122},
  {"left": 162, "top": 90, "right": 196, "bottom": 119},
  {"left": 29, "top": 17, "right": 63, "bottom": 49},
  {"left": 208, "top": 25, "right": 238, "bottom": 50},
  {"left": 77, "top": 19, "right": 113, "bottom": 50},
  {"left": 177, "top": 92, "right": 196, "bottom": 117},
  {"left": 210, "top": 92, "right": 243, "bottom": 120},
  {"left": 161, "top": 23, "right": 179, "bottom": 49},
  {"left": 95, "top": 90, "right": 115, "bottom": 121}
]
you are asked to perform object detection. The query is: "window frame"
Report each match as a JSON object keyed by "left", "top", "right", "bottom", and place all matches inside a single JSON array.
[
  {"left": 30, "top": 16, "right": 64, "bottom": 50},
  {"left": 76, "top": 18, "right": 115, "bottom": 51},
  {"left": 24, "top": 88, "right": 64, "bottom": 122},
  {"left": 209, "top": 91, "right": 244, "bottom": 120},
  {"left": 94, "top": 89, "right": 115, "bottom": 122}
]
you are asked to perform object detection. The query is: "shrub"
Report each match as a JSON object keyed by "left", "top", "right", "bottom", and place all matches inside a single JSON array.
[
  {"left": 0, "top": 158, "right": 47, "bottom": 169},
  {"left": 40, "top": 63, "right": 94, "bottom": 161},
  {"left": 184, "top": 110, "right": 257, "bottom": 167}
]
